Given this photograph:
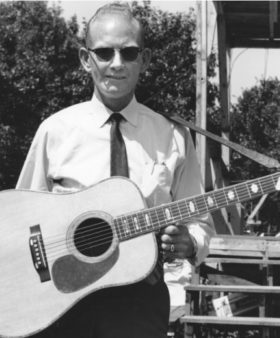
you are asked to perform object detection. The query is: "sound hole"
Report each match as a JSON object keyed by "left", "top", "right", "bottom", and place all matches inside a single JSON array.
[{"left": 74, "top": 217, "right": 113, "bottom": 257}]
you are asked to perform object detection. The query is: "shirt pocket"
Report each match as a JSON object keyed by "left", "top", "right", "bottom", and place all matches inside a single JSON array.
[{"left": 141, "top": 160, "right": 173, "bottom": 207}]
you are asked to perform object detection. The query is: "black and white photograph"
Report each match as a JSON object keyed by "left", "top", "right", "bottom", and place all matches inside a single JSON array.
[{"left": 0, "top": 1, "right": 280, "bottom": 337}]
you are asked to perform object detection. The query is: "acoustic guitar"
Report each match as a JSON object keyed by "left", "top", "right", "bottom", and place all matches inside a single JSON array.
[{"left": 0, "top": 173, "right": 280, "bottom": 337}]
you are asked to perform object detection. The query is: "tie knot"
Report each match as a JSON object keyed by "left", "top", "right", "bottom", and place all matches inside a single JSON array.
[{"left": 109, "top": 113, "right": 124, "bottom": 125}]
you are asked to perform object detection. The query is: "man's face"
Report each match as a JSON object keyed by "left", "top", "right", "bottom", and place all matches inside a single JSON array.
[{"left": 83, "top": 13, "right": 150, "bottom": 110}]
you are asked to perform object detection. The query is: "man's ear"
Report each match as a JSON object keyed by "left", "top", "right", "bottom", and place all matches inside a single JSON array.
[
  {"left": 140, "top": 48, "right": 151, "bottom": 73},
  {"left": 79, "top": 47, "right": 92, "bottom": 73}
]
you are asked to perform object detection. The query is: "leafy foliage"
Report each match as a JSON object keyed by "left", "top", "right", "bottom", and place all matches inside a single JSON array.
[
  {"left": 132, "top": 1, "right": 218, "bottom": 121},
  {"left": 0, "top": 1, "right": 91, "bottom": 188},
  {"left": 230, "top": 78, "right": 280, "bottom": 234},
  {"left": 230, "top": 78, "right": 280, "bottom": 180}
]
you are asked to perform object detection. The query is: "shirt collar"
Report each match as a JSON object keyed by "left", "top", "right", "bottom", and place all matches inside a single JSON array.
[{"left": 90, "top": 93, "right": 139, "bottom": 128}]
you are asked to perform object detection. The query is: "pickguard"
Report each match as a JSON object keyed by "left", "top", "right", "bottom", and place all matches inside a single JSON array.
[{"left": 52, "top": 247, "right": 119, "bottom": 293}]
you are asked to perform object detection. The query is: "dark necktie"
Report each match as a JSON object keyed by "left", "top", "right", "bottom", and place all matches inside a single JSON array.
[
  {"left": 109, "top": 113, "right": 162, "bottom": 285},
  {"left": 109, "top": 113, "right": 129, "bottom": 177}
]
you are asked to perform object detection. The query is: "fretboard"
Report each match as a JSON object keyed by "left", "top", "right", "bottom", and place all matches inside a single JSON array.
[{"left": 114, "top": 172, "right": 280, "bottom": 242}]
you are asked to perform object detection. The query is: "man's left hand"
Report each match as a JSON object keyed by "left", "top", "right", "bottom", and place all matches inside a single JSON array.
[{"left": 160, "top": 221, "right": 196, "bottom": 260}]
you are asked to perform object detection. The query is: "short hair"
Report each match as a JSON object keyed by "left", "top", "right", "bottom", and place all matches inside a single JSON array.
[{"left": 85, "top": 2, "right": 144, "bottom": 47}]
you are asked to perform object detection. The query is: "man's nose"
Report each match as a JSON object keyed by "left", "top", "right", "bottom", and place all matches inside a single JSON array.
[{"left": 110, "top": 50, "right": 124, "bottom": 69}]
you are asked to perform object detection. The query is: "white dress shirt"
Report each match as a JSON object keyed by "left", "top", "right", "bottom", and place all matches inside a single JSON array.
[{"left": 17, "top": 94, "right": 214, "bottom": 266}]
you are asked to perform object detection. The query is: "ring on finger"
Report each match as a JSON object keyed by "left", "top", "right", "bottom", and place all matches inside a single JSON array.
[{"left": 170, "top": 244, "right": 175, "bottom": 253}]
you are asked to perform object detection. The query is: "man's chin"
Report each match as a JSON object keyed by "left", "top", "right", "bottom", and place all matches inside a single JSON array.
[{"left": 103, "top": 88, "right": 131, "bottom": 99}]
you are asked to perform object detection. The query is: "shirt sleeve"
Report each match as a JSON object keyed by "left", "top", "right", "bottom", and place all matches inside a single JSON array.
[
  {"left": 171, "top": 126, "right": 215, "bottom": 266},
  {"left": 16, "top": 122, "right": 52, "bottom": 192}
]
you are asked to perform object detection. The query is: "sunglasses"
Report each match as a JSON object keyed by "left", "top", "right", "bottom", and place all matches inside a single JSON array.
[{"left": 87, "top": 46, "right": 143, "bottom": 62}]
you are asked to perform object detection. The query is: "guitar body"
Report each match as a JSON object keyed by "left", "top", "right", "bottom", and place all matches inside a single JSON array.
[{"left": 0, "top": 177, "right": 157, "bottom": 338}]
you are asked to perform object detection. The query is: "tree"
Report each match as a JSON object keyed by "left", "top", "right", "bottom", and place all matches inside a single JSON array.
[
  {"left": 230, "top": 78, "right": 280, "bottom": 234},
  {"left": 0, "top": 1, "right": 218, "bottom": 189},
  {"left": 230, "top": 78, "right": 280, "bottom": 180},
  {"left": 132, "top": 1, "right": 218, "bottom": 122},
  {"left": 0, "top": 1, "right": 91, "bottom": 188}
]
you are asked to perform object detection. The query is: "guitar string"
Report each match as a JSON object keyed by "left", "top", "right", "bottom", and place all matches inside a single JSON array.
[
  {"left": 44, "top": 173, "right": 277, "bottom": 250},
  {"left": 44, "top": 175, "right": 278, "bottom": 258},
  {"left": 45, "top": 221, "right": 115, "bottom": 248},
  {"left": 45, "top": 183, "right": 274, "bottom": 259},
  {"left": 44, "top": 172, "right": 278, "bottom": 250},
  {"left": 44, "top": 176, "right": 279, "bottom": 261}
]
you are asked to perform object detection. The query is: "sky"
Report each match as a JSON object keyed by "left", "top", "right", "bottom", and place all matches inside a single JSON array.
[
  {"left": 52, "top": 0, "right": 194, "bottom": 19},
  {"left": 49, "top": 0, "right": 280, "bottom": 104}
]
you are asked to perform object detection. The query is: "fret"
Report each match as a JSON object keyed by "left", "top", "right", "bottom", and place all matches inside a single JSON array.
[
  {"left": 115, "top": 217, "right": 125, "bottom": 240},
  {"left": 133, "top": 215, "right": 140, "bottom": 231},
  {"left": 118, "top": 215, "right": 137, "bottom": 240},
  {"left": 144, "top": 213, "right": 152, "bottom": 228},
  {"left": 275, "top": 174, "right": 280, "bottom": 191},
  {"left": 127, "top": 215, "right": 136, "bottom": 235},
  {"left": 204, "top": 192, "right": 218, "bottom": 210},
  {"left": 234, "top": 181, "right": 252, "bottom": 203},
  {"left": 223, "top": 186, "right": 239, "bottom": 205},
  {"left": 181, "top": 199, "right": 189, "bottom": 216},
  {"left": 136, "top": 212, "right": 146, "bottom": 233},
  {"left": 246, "top": 180, "right": 262, "bottom": 199},
  {"left": 194, "top": 195, "right": 208, "bottom": 215},
  {"left": 221, "top": 188, "right": 230, "bottom": 206},
  {"left": 212, "top": 189, "right": 227, "bottom": 209},
  {"left": 233, "top": 186, "right": 241, "bottom": 203},
  {"left": 267, "top": 174, "right": 280, "bottom": 194},
  {"left": 149, "top": 209, "right": 158, "bottom": 230},
  {"left": 114, "top": 218, "right": 120, "bottom": 238},
  {"left": 171, "top": 202, "right": 183, "bottom": 221},
  {"left": 167, "top": 203, "right": 178, "bottom": 221},
  {"left": 164, "top": 207, "right": 173, "bottom": 221},
  {"left": 188, "top": 200, "right": 196, "bottom": 214},
  {"left": 123, "top": 218, "right": 130, "bottom": 235},
  {"left": 155, "top": 207, "right": 167, "bottom": 227},
  {"left": 193, "top": 198, "right": 200, "bottom": 214},
  {"left": 256, "top": 178, "right": 265, "bottom": 195},
  {"left": 115, "top": 172, "right": 280, "bottom": 244},
  {"left": 245, "top": 181, "right": 253, "bottom": 199},
  {"left": 177, "top": 199, "right": 191, "bottom": 220}
]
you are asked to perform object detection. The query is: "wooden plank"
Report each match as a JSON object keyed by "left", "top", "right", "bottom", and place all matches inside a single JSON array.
[
  {"left": 211, "top": 235, "right": 278, "bottom": 241},
  {"left": 226, "top": 13, "right": 268, "bottom": 21},
  {"left": 210, "top": 234, "right": 269, "bottom": 241},
  {"left": 269, "top": 1, "right": 278, "bottom": 39},
  {"left": 208, "top": 250, "right": 265, "bottom": 257},
  {"left": 231, "top": 39, "right": 280, "bottom": 48},
  {"left": 195, "top": 1, "right": 208, "bottom": 188},
  {"left": 210, "top": 235, "right": 280, "bottom": 247},
  {"left": 247, "top": 195, "right": 268, "bottom": 224},
  {"left": 219, "top": 0, "right": 280, "bottom": 51},
  {"left": 215, "top": 1, "right": 231, "bottom": 168},
  {"left": 229, "top": 26, "right": 270, "bottom": 35},
  {"left": 185, "top": 285, "right": 280, "bottom": 293},
  {"left": 206, "top": 272, "right": 257, "bottom": 286},
  {"left": 209, "top": 236, "right": 265, "bottom": 251},
  {"left": 267, "top": 241, "right": 280, "bottom": 257},
  {"left": 205, "top": 257, "right": 280, "bottom": 265},
  {"left": 222, "top": 1, "right": 269, "bottom": 13},
  {"left": 180, "top": 315, "right": 280, "bottom": 326},
  {"left": 208, "top": 235, "right": 280, "bottom": 260}
]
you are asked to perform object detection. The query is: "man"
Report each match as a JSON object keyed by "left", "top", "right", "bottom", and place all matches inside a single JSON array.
[{"left": 17, "top": 2, "right": 214, "bottom": 337}]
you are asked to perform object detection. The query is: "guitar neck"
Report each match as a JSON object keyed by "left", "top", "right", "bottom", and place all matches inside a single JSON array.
[{"left": 114, "top": 172, "right": 280, "bottom": 242}]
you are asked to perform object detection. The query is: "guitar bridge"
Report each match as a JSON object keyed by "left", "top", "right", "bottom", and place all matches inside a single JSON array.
[{"left": 29, "top": 224, "right": 51, "bottom": 282}]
